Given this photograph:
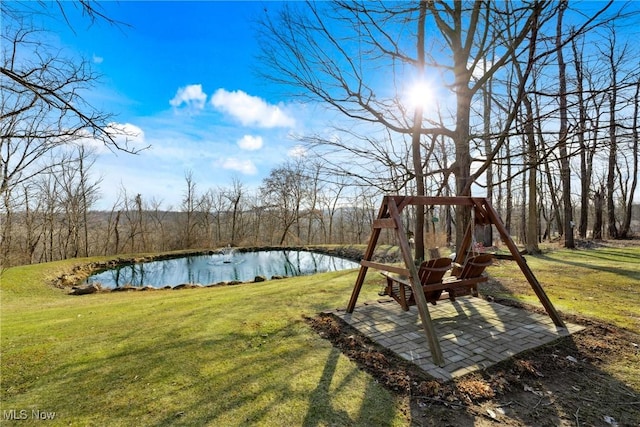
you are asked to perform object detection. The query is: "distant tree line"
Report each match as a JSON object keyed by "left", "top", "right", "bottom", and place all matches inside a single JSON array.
[{"left": 3, "top": 154, "right": 639, "bottom": 267}]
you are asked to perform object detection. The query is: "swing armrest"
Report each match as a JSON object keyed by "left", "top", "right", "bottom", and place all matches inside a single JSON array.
[
  {"left": 379, "top": 272, "right": 412, "bottom": 311},
  {"left": 380, "top": 272, "right": 411, "bottom": 287}
]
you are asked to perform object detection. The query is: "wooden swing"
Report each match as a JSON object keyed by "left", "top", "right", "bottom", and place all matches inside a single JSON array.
[
  {"left": 380, "top": 252, "right": 494, "bottom": 309},
  {"left": 346, "top": 196, "right": 566, "bottom": 367}
]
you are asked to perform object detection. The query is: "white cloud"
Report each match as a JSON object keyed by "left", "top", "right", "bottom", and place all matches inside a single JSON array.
[
  {"left": 76, "top": 122, "right": 145, "bottom": 153},
  {"left": 107, "top": 122, "right": 146, "bottom": 147},
  {"left": 210, "top": 89, "right": 295, "bottom": 128},
  {"left": 288, "top": 145, "right": 307, "bottom": 158},
  {"left": 92, "top": 54, "right": 104, "bottom": 64},
  {"left": 170, "top": 84, "right": 207, "bottom": 110},
  {"left": 221, "top": 157, "right": 257, "bottom": 174},
  {"left": 237, "top": 135, "right": 263, "bottom": 151},
  {"left": 470, "top": 59, "right": 492, "bottom": 80}
]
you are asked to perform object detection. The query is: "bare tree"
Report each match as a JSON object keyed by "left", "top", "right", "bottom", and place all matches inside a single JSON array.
[
  {"left": 555, "top": 1, "right": 575, "bottom": 248},
  {"left": 223, "top": 178, "right": 245, "bottom": 246},
  {"left": 1, "top": 1, "right": 141, "bottom": 266},
  {"left": 619, "top": 79, "right": 638, "bottom": 238},
  {"left": 54, "top": 145, "right": 100, "bottom": 258},
  {"left": 260, "top": 161, "right": 311, "bottom": 245},
  {"left": 258, "top": 1, "right": 557, "bottom": 250},
  {"left": 180, "top": 171, "right": 198, "bottom": 248}
]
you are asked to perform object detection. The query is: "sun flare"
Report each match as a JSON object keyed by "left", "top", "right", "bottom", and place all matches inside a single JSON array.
[{"left": 405, "top": 81, "right": 433, "bottom": 110}]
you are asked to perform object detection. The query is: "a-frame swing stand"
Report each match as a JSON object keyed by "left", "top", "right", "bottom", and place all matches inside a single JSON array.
[{"left": 346, "top": 196, "right": 566, "bottom": 367}]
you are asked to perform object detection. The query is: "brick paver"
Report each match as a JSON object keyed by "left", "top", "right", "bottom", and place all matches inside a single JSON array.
[{"left": 326, "top": 296, "right": 584, "bottom": 381}]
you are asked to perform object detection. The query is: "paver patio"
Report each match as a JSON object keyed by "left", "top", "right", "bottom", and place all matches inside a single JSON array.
[{"left": 327, "top": 296, "right": 584, "bottom": 381}]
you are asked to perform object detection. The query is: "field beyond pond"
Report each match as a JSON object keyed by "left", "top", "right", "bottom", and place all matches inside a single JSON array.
[{"left": 1, "top": 243, "right": 639, "bottom": 426}]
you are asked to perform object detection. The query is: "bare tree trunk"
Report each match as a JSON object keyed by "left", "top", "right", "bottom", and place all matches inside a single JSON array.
[
  {"left": 520, "top": 147, "right": 527, "bottom": 244},
  {"left": 482, "top": 50, "right": 494, "bottom": 247},
  {"left": 505, "top": 142, "right": 513, "bottom": 234},
  {"left": 569, "top": 37, "right": 588, "bottom": 239},
  {"left": 619, "top": 80, "right": 638, "bottom": 237},
  {"left": 411, "top": 0, "right": 427, "bottom": 263},
  {"left": 593, "top": 184, "right": 604, "bottom": 239},
  {"left": 523, "top": 96, "right": 540, "bottom": 253},
  {"left": 114, "top": 210, "right": 121, "bottom": 254},
  {"left": 182, "top": 171, "right": 198, "bottom": 248},
  {"left": 605, "top": 30, "right": 620, "bottom": 239},
  {"left": 556, "top": 1, "right": 575, "bottom": 248}
]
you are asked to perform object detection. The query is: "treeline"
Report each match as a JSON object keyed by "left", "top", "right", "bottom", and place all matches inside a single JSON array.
[{"left": 3, "top": 154, "right": 639, "bottom": 267}]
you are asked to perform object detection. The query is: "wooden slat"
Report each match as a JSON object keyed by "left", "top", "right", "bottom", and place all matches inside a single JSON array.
[
  {"left": 372, "top": 218, "right": 396, "bottom": 229},
  {"left": 360, "top": 260, "right": 409, "bottom": 276},
  {"left": 380, "top": 271, "right": 411, "bottom": 287}
]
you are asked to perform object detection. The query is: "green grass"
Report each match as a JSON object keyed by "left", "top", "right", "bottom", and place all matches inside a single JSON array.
[
  {"left": 1, "top": 245, "right": 639, "bottom": 426},
  {"left": 1, "top": 259, "right": 404, "bottom": 426},
  {"left": 487, "top": 245, "right": 640, "bottom": 332}
]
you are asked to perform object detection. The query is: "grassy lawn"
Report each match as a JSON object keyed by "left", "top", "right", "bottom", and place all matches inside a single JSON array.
[
  {"left": 487, "top": 245, "right": 640, "bottom": 332},
  {"left": 1, "top": 244, "right": 638, "bottom": 426},
  {"left": 1, "top": 259, "right": 404, "bottom": 426}
]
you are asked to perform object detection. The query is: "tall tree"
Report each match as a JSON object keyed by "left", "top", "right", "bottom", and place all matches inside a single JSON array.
[
  {"left": 260, "top": 161, "right": 310, "bottom": 245},
  {"left": 259, "top": 1, "right": 553, "bottom": 250},
  {"left": 555, "top": 0, "right": 575, "bottom": 248},
  {"left": 603, "top": 28, "right": 621, "bottom": 239},
  {"left": 619, "top": 80, "right": 638, "bottom": 238},
  {"left": 410, "top": 0, "right": 427, "bottom": 262},
  {"left": 223, "top": 178, "right": 245, "bottom": 246}
]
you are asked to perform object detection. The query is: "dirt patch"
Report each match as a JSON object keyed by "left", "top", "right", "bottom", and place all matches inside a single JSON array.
[{"left": 307, "top": 309, "right": 640, "bottom": 426}]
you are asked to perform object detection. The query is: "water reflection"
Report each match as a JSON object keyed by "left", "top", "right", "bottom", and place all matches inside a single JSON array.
[{"left": 85, "top": 250, "right": 359, "bottom": 289}]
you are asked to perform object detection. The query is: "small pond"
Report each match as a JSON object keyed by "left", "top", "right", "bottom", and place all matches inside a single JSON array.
[{"left": 85, "top": 250, "right": 360, "bottom": 289}]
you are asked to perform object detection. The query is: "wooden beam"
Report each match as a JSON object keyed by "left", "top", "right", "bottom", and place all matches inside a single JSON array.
[
  {"left": 372, "top": 218, "right": 396, "bottom": 229},
  {"left": 347, "top": 200, "right": 389, "bottom": 313},
  {"left": 388, "top": 197, "right": 445, "bottom": 366},
  {"left": 472, "top": 198, "right": 491, "bottom": 225},
  {"left": 360, "top": 260, "right": 409, "bottom": 276},
  {"left": 388, "top": 195, "right": 479, "bottom": 207}
]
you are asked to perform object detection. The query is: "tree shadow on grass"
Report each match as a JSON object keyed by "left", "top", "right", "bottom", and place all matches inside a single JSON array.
[
  {"left": 7, "top": 318, "right": 400, "bottom": 426},
  {"left": 318, "top": 271, "right": 640, "bottom": 426},
  {"left": 300, "top": 347, "right": 400, "bottom": 427},
  {"left": 536, "top": 249, "right": 640, "bottom": 279}
]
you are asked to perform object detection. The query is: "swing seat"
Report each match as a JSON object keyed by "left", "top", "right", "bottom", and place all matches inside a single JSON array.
[
  {"left": 444, "top": 253, "right": 494, "bottom": 301},
  {"left": 381, "top": 257, "right": 452, "bottom": 310},
  {"left": 381, "top": 254, "right": 493, "bottom": 310}
]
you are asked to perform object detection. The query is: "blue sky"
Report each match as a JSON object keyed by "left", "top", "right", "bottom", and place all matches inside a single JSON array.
[
  {"left": 16, "top": 1, "right": 640, "bottom": 208},
  {"left": 42, "top": 1, "right": 314, "bottom": 209}
]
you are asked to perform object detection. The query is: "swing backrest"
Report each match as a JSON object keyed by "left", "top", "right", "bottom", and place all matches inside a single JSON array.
[
  {"left": 417, "top": 257, "right": 452, "bottom": 285},
  {"left": 455, "top": 253, "right": 493, "bottom": 280}
]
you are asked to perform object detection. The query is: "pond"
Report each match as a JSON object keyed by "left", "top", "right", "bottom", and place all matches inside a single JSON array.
[{"left": 84, "top": 250, "right": 360, "bottom": 289}]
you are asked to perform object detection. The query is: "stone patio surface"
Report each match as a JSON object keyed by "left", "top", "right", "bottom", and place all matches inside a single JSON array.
[{"left": 327, "top": 296, "right": 584, "bottom": 381}]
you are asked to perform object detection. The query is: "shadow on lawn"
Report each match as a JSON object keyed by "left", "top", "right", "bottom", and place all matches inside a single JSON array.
[
  {"left": 536, "top": 249, "right": 640, "bottom": 279},
  {"left": 33, "top": 319, "right": 398, "bottom": 426},
  {"left": 321, "top": 265, "right": 640, "bottom": 426},
  {"left": 301, "top": 347, "right": 399, "bottom": 427}
]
